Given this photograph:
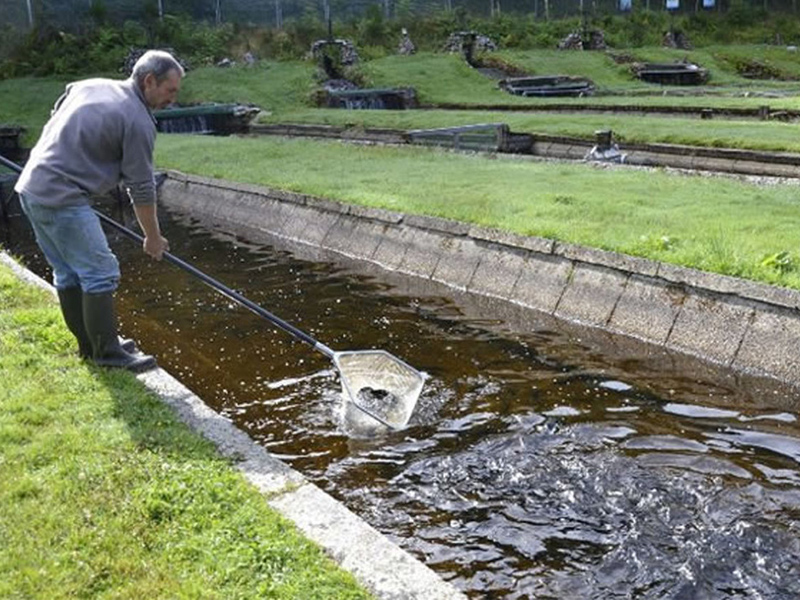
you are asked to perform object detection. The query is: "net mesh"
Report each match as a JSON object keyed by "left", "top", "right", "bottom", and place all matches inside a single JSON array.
[{"left": 334, "top": 350, "right": 424, "bottom": 429}]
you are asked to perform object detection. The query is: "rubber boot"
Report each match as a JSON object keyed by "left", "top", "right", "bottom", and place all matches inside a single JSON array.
[
  {"left": 57, "top": 286, "right": 94, "bottom": 358},
  {"left": 82, "top": 291, "right": 157, "bottom": 373},
  {"left": 57, "top": 287, "right": 138, "bottom": 358}
]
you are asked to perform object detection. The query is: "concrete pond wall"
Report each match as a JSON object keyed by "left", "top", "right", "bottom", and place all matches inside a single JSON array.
[{"left": 159, "top": 171, "right": 800, "bottom": 389}]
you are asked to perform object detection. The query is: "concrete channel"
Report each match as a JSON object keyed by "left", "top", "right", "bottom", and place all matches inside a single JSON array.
[
  {"left": 0, "top": 253, "right": 467, "bottom": 600},
  {"left": 160, "top": 170, "right": 800, "bottom": 388},
  {"left": 7, "top": 165, "right": 800, "bottom": 598},
  {"left": 424, "top": 101, "right": 800, "bottom": 121},
  {"left": 250, "top": 123, "right": 800, "bottom": 178}
]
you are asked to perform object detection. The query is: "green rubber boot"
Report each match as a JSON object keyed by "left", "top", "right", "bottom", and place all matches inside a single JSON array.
[
  {"left": 57, "top": 287, "right": 138, "bottom": 358},
  {"left": 57, "top": 286, "right": 94, "bottom": 358},
  {"left": 82, "top": 291, "right": 156, "bottom": 373}
]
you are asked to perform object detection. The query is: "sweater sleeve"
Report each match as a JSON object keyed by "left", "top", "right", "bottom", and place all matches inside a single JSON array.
[{"left": 120, "top": 115, "right": 157, "bottom": 206}]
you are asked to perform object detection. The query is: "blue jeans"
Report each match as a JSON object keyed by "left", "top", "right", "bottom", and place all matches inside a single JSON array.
[{"left": 20, "top": 194, "right": 120, "bottom": 293}]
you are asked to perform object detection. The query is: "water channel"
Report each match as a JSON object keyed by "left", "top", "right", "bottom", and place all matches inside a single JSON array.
[{"left": 4, "top": 200, "right": 800, "bottom": 599}]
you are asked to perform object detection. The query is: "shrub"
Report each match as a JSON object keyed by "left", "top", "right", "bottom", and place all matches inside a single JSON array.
[{"left": 6, "top": 9, "right": 800, "bottom": 79}]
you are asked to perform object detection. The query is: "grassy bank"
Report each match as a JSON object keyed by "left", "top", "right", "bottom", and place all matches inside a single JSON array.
[
  {"left": 0, "top": 260, "right": 371, "bottom": 599},
  {"left": 6, "top": 49, "right": 800, "bottom": 150},
  {"left": 155, "top": 134, "right": 800, "bottom": 290},
  {"left": 0, "top": 76, "right": 72, "bottom": 142}
]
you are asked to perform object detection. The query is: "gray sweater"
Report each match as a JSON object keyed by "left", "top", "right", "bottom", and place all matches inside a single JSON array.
[{"left": 15, "top": 77, "right": 158, "bottom": 207}]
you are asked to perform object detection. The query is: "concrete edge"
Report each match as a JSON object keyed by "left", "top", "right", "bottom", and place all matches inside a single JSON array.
[
  {"left": 158, "top": 172, "right": 800, "bottom": 388},
  {"left": 1, "top": 251, "right": 55, "bottom": 295},
  {"left": 0, "top": 250, "right": 467, "bottom": 600}
]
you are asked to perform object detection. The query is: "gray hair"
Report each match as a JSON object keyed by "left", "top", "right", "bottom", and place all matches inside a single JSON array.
[{"left": 131, "top": 50, "right": 184, "bottom": 87}]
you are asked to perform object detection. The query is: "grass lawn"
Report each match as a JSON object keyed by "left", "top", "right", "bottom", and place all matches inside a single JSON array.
[
  {"left": 362, "top": 50, "right": 800, "bottom": 107},
  {"left": 0, "top": 75, "right": 72, "bottom": 143},
  {"left": 178, "top": 60, "right": 318, "bottom": 113},
  {"left": 6, "top": 54, "right": 800, "bottom": 153},
  {"left": 154, "top": 134, "right": 800, "bottom": 291},
  {"left": 0, "top": 260, "right": 372, "bottom": 600},
  {"left": 495, "top": 45, "right": 800, "bottom": 92}
]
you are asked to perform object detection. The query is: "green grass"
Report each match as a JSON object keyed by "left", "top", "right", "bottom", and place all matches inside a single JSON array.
[
  {"left": 357, "top": 50, "right": 800, "bottom": 106},
  {"left": 0, "top": 61, "right": 314, "bottom": 143},
  {"left": 639, "top": 45, "right": 800, "bottom": 85},
  {"left": 154, "top": 134, "right": 800, "bottom": 290},
  {"left": 498, "top": 46, "right": 800, "bottom": 93},
  {"left": 358, "top": 50, "right": 800, "bottom": 107},
  {"left": 7, "top": 54, "right": 800, "bottom": 155},
  {"left": 497, "top": 49, "right": 642, "bottom": 91},
  {"left": 360, "top": 53, "right": 526, "bottom": 105},
  {"left": 0, "top": 76, "right": 72, "bottom": 143},
  {"left": 177, "top": 60, "right": 318, "bottom": 113},
  {"left": 709, "top": 44, "right": 800, "bottom": 80},
  {"left": 0, "top": 261, "right": 372, "bottom": 600}
]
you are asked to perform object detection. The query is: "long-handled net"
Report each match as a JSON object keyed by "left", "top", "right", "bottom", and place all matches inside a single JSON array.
[{"left": 1, "top": 154, "right": 426, "bottom": 431}]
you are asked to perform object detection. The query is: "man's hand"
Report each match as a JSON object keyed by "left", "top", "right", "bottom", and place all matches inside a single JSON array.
[
  {"left": 133, "top": 203, "right": 168, "bottom": 260},
  {"left": 143, "top": 235, "right": 169, "bottom": 260}
]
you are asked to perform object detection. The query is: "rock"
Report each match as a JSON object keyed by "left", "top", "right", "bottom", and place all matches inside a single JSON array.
[{"left": 398, "top": 28, "right": 416, "bottom": 55}]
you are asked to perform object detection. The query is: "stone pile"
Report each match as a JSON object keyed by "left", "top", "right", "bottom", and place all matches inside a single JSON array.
[
  {"left": 663, "top": 30, "right": 692, "bottom": 50},
  {"left": 443, "top": 31, "right": 497, "bottom": 54},
  {"left": 310, "top": 39, "right": 359, "bottom": 66},
  {"left": 398, "top": 28, "right": 416, "bottom": 55},
  {"left": 557, "top": 32, "right": 583, "bottom": 50},
  {"left": 558, "top": 29, "right": 607, "bottom": 50}
]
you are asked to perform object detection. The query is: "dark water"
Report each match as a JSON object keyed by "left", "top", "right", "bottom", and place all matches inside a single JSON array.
[{"left": 5, "top": 200, "right": 800, "bottom": 599}]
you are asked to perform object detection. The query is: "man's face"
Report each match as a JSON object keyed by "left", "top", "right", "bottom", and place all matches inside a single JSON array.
[{"left": 143, "top": 69, "right": 182, "bottom": 110}]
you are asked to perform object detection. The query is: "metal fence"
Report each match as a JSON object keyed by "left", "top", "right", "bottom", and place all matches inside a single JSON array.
[{"left": 3, "top": 0, "right": 798, "bottom": 31}]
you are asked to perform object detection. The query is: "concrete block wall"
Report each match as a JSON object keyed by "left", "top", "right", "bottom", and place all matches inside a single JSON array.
[{"left": 160, "top": 171, "right": 800, "bottom": 388}]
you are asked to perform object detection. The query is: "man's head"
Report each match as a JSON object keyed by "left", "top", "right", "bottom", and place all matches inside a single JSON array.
[{"left": 131, "top": 50, "right": 184, "bottom": 110}]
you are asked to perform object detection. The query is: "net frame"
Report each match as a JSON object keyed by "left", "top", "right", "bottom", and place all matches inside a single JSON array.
[{"left": 333, "top": 349, "right": 425, "bottom": 430}]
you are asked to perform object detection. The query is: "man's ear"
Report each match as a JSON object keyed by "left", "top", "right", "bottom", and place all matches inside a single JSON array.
[{"left": 143, "top": 72, "right": 157, "bottom": 89}]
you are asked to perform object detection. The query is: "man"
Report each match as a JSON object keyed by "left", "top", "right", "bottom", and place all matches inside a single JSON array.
[{"left": 15, "top": 50, "right": 184, "bottom": 372}]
